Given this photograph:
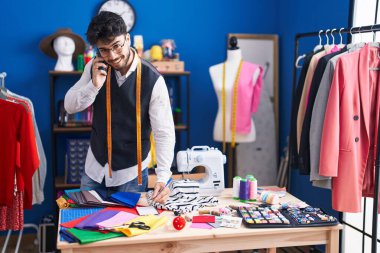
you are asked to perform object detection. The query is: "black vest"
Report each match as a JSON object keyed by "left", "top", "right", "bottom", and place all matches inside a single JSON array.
[{"left": 91, "top": 59, "right": 160, "bottom": 170}]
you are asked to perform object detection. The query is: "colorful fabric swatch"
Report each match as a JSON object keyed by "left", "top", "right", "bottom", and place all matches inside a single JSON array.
[
  {"left": 96, "top": 211, "right": 138, "bottom": 229},
  {"left": 110, "top": 192, "right": 141, "bottom": 208},
  {"left": 190, "top": 223, "right": 213, "bottom": 229},
  {"left": 75, "top": 210, "right": 119, "bottom": 229},
  {"left": 116, "top": 215, "right": 168, "bottom": 237},
  {"left": 67, "top": 228, "right": 123, "bottom": 244}
]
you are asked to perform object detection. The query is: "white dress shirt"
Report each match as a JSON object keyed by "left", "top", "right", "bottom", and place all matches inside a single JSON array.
[{"left": 64, "top": 52, "right": 175, "bottom": 186}]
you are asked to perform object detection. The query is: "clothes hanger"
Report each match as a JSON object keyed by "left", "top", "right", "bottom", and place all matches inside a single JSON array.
[
  {"left": 369, "top": 24, "right": 380, "bottom": 48},
  {"left": 356, "top": 26, "right": 367, "bottom": 49},
  {"left": 295, "top": 54, "right": 306, "bottom": 69},
  {"left": 0, "top": 72, "right": 7, "bottom": 100},
  {"left": 297, "top": 29, "right": 323, "bottom": 68},
  {"left": 369, "top": 25, "right": 380, "bottom": 71},
  {"left": 347, "top": 26, "right": 365, "bottom": 50},
  {"left": 325, "top": 29, "right": 331, "bottom": 46},
  {"left": 330, "top": 28, "right": 341, "bottom": 51},
  {"left": 338, "top": 27, "right": 345, "bottom": 48},
  {"left": 331, "top": 28, "right": 336, "bottom": 45},
  {"left": 347, "top": 26, "right": 355, "bottom": 49},
  {"left": 313, "top": 30, "right": 323, "bottom": 52}
]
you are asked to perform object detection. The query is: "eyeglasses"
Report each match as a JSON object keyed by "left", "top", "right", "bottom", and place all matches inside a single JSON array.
[{"left": 97, "top": 36, "right": 127, "bottom": 57}]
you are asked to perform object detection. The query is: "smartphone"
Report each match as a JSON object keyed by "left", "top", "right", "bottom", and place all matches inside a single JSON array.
[{"left": 95, "top": 49, "right": 108, "bottom": 72}]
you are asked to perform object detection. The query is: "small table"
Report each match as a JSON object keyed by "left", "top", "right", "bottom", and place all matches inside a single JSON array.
[{"left": 57, "top": 188, "right": 342, "bottom": 253}]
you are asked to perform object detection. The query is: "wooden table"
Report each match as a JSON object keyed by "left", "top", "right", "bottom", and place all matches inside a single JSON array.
[{"left": 57, "top": 188, "right": 342, "bottom": 253}]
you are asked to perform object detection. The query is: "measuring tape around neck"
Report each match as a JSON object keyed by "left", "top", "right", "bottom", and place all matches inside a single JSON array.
[{"left": 105, "top": 57, "right": 143, "bottom": 185}]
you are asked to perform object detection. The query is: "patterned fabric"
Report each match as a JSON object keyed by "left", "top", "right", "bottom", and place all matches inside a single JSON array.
[
  {"left": 0, "top": 191, "right": 24, "bottom": 231},
  {"left": 146, "top": 182, "right": 218, "bottom": 214},
  {"left": 169, "top": 179, "right": 200, "bottom": 197}
]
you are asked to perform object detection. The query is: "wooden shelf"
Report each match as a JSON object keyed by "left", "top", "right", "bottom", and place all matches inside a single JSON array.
[
  {"left": 53, "top": 124, "right": 188, "bottom": 133},
  {"left": 49, "top": 70, "right": 83, "bottom": 76},
  {"left": 55, "top": 176, "right": 80, "bottom": 189},
  {"left": 49, "top": 70, "right": 190, "bottom": 76},
  {"left": 55, "top": 173, "right": 206, "bottom": 189},
  {"left": 53, "top": 125, "right": 91, "bottom": 133},
  {"left": 162, "top": 71, "right": 190, "bottom": 76},
  {"left": 175, "top": 125, "right": 188, "bottom": 131},
  {"left": 48, "top": 70, "right": 189, "bottom": 77}
]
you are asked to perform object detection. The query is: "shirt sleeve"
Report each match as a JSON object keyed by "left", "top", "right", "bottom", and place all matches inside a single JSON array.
[
  {"left": 18, "top": 110, "right": 39, "bottom": 209},
  {"left": 64, "top": 59, "right": 100, "bottom": 114},
  {"left": 149, "top": 76, "right": 175, "bottom": 184}
]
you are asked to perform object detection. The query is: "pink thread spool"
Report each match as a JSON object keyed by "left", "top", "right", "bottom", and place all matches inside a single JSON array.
[{"left": 248, "top": 178, "right": 257, "bottom": 201}]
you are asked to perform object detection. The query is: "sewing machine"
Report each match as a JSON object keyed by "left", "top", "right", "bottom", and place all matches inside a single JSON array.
[{"left": 176, "top": 146, "right": 226, "bottom": 196}]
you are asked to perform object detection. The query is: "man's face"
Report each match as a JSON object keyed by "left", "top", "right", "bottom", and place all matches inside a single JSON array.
[{"left": 96, "top": 33, "right": 131, "bottom": 70}]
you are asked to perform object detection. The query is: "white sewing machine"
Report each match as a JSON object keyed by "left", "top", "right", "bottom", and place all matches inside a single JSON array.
[{"left": 176, "top": 146, "right": 226, "bottom": 196}]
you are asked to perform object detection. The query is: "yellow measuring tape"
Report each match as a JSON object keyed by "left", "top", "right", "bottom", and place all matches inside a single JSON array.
[
  {"left": 106, "top": 57, "right": 143, "bottom": 184},
  {"left": 222, "top": 60, "right": 243, "bottom": 151}
]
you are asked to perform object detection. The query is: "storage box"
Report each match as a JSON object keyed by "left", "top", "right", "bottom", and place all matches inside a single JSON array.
[{"left": 151, "top": 61, "right": 184, "bottom": 72}]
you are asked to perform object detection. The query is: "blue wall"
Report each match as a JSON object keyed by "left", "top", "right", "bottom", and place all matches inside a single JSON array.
[{"left": 0, "top": 0, "right": 277, "bottom": 225}]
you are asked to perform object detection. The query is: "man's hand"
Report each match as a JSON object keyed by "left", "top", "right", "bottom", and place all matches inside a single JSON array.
[
  {"left": 152, "top": 182, "right": 170, "bottom": 204},
  {"left": 92, "top": 56, "right": 108, "bottom": 89}
]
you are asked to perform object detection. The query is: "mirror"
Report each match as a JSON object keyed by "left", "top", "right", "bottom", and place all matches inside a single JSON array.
[{"left": 227, "top": 33, "right": 279, "bottom": 186}]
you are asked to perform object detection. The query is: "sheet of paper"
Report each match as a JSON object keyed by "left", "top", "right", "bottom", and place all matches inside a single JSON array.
[{"left": 136, "top": 206, "right": 159, "bottom": 216}]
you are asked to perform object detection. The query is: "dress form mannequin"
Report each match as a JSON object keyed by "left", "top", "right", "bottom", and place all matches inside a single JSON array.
[
  {"left": 209, "top": 38, "right": 260, "bottom": 145},
  {"left": 53, "top": 36, "right": 75, "bottom": 71}
]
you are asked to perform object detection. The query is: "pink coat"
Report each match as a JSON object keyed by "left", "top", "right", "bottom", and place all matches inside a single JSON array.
[
  {"left": 232, "top": 62, "right": 263, "bottom": 134},
  {"left": 320, "top": 44, "right": 380, "bottom": 212}
]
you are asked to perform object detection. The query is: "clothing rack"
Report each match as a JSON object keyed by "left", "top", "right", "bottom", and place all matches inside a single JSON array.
[
  {"left": 0, "top": 72, "right": 6, "bottom": 88},
  {"left": 0, "top": 72, "right": 40, "bottom": 253},
  {"left": 288, "top": 24, "right": 380, "bottom": 253}
]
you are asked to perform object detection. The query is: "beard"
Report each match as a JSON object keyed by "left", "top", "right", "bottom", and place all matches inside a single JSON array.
[{"left": 106, "top": 49, "right": 131, "bottom": 70}]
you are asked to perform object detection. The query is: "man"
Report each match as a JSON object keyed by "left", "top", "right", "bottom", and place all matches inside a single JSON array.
[{"left": 64, "top": 11, "right": 175, "bottom": 203}]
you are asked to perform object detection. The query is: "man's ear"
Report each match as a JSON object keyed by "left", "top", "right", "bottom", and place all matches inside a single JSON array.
[{"left": 126, "top": 33, "right": 131, "bottom": 47}]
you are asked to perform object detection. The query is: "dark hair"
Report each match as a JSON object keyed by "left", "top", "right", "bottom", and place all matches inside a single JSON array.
[{"left": 86, "top": 11, "right": 127, "bottom": 45}]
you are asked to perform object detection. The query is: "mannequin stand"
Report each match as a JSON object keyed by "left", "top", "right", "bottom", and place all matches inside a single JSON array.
[{"left": 227, "top": 143, "right": 237, "bottom": 187}]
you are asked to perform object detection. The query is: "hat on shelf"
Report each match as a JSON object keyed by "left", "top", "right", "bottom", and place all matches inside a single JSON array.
[{"left": 39, "top": 28, "right": 86, "bottom": 59}]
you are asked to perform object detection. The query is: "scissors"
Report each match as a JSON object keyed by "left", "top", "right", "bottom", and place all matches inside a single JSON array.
[
  {"left": 128, "top": 221, "right": 150, "bottom": 230},
  {"left": 100, "top": 221, "right": 151, "bottom": 231}
]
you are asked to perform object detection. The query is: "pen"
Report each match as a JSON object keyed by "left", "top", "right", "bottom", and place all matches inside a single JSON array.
[{"left": 153, "top": 177, "right": 172, "bottom": 199}]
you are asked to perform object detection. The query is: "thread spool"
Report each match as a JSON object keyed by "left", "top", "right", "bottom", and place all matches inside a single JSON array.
[
  {"left": 233, "top": 176, "right": 241, "bottom": 200},
  {"left": 239, "top": 179, "right": 249, "bottom": 202},
  {"left": 260, "top": 191, "right": 280, "bottom": 205},
  {"left": 246, "top": 174, "right": 254, "bottom": 180},
  {"left": 248, "top": 178, "right": 257, "bottom": 201},
  {"left": 245, "top": 175, "right": 252, "bottom": 200}
]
